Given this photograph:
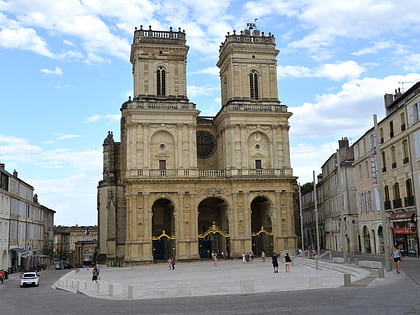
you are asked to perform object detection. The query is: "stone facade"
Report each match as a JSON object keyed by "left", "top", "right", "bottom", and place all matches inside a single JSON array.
[
  {"left": 301, "top": 82, "right": 420, "bottom": 257},
  {"left": 97, "top": 25, "right": 297, "bottom": 265},
  {"left": 0, "top": 164, "right": 55, "bottom": 272},
  {"left": 53, "top": 225, "right": 98, "bottom": 265}
]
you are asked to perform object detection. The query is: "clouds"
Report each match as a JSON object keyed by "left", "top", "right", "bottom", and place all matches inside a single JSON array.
[
  {"left": 1, "top": 0, "right": 419, "bottom": 225},
  {"left": 40, "top": 67, "right": 63, "bottom": 75},
  {"left": 0, "top": 133, "right": 101, "bottom": 225},
  {"left": 278, "top": 61, "right": 365, "bottom": 81}
]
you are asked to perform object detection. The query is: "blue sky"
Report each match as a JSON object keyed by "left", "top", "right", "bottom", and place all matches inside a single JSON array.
[{"left": 1, "top": 0, "right": 420, "bottom": 226}]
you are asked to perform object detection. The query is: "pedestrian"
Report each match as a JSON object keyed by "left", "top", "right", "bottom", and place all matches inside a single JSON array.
[
  {"left": 272, "top": 254, "right": 279, "bottom": 273},
  {"left": 284, "top": 253, "right": 292, "bottom": 272},
  {"left": 171, "top": 257, "right": 176, "bottom": 270},
  {"left": 168, "top": 257, "right": 172, "bottom": 270},
  {"left": 261, "top": 250, "right": 266, "bottom": 262},
  {"left": 242, "top": 253, "right": 246, "bottom": 264},
  {"left": 95, "top": 264, "right": 101, "bottom": 280},
  {"left": 392, "top": 246, "right": 402, "bottom": 274},
  {"left": 92, "top": 266, "right": 99, "bottom": 283},
  {"left": 212, "top": 252, "right": 218, "bottom": 266}
]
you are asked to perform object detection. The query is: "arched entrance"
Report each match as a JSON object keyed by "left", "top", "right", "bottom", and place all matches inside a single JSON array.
[
  {"left": 198, "top": 197, "right": 229, "bottom": 258},
  {"left": 378, "top": 225, "right": 384, "bottom": 254},
  {"left": 250, "top": 196, "right": 274, "bottom": 256},
  {"left": 152, "top": 198, "right": 175, "bottom": 261},
  {"left": 363, "top": 226, "right": 371, "bottom": 253}
]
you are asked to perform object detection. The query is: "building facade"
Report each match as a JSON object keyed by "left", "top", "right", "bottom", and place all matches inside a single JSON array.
[
  {"left": 97, "top": 25, "right": 297, "bottom": 265},
  {"left": 0, "top": 164, "right": 55, "bottom": 272},
  {"left": 0, "top": 164, "right": 11, "bottom": 271},
  {"left": 301, "top": 82, "right": 420, "bottom": 257},
  {"left": 322, "top": 138, "right": 358, "bottom": 254},
  {"left": 53, "top": 225, "right": 98, "bottom": 266}
]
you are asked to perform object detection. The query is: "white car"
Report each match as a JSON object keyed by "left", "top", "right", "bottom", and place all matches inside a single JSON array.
[{"left": 20, "top": 272, "right": 40, "bottom": 287}]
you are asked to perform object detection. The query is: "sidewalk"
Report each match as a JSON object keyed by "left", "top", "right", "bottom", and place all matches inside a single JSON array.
[{"left": 53, "top": 257, "right": 401, "bottom": 300}]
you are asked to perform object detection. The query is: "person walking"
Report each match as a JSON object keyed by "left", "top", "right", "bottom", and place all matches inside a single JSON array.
[
  {"left": 392, "top": 246, "right": 402, "bottom": 274},
  {"left": 92, "top": 266, "right": 99, "bottom": 283},
  {"left": 261, "top": 251, "right": 266, "bottom": 262},
  {"left": 284, "top": 253, "right": 292, "bottom": 272},
  {"left": 168, "top": 257, "right": 172, "bottom": 270},
  {"left": 272, "top": 254, "right": 279, "bottom": 273},
  {"left": 171, "top": 257, "right": 176, "bottom": 270}
]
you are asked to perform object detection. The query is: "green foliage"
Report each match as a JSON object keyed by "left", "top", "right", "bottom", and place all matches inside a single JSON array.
[{"left": 300, "top": 182, "right": 313, "bottom": 194}]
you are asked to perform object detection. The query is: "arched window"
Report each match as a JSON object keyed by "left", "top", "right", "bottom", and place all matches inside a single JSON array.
[
  {"left": 249, "top": 71, "right": 259, "bottom": 100},
  {"left": 157, "top": 67, "right": 166, "bottom": 96},
  {"left": 406, "top": 179, "right": 413, "bottom": 197},
  {"left": 394, "top": 182, "right": 400, "bottom": 200},
  {"left": 384, "top": 186, "right": 390, "bottom": 201}
]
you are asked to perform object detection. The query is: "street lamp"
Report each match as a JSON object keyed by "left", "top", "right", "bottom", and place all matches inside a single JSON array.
[
  {"left": 313, "top": 171, "right": 321, "bottom": 261},
  {"left": 373, "top": 114, "right": 391, "bottom": 272},
  {"left": 298, "top": 184, "right": 305, "bottom": 252}
]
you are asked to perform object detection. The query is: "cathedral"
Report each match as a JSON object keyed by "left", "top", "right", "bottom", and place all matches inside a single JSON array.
[{"left": 97, "top": 24, "right": 297, "bottom": 265}]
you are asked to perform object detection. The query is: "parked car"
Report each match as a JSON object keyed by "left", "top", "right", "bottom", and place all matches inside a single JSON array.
[
  {"left": 63, "top": 262, "right": 74, "bottom": 269},
  {"left": 54, "top": 262, "right": 62, "bottom": 270},
  {"left": 20, "top": 272, "right": 39, "bottom": 287}
]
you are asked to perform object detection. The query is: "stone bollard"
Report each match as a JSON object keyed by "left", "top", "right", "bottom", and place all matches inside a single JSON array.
[
  {"left": 240, "top": 280, "right": 255, "bottom": 293},
  {"left": 354, "top": 258, "right": 359, "bottom": 265},
  {"left": 309, "top": 277, "right": 322, "bottom": 288},
  {"left": 109, "top": 283, "right": 122, "bottom": 296},
  {"left": 343, "top": 274, "right": 351, "bottom": 287},
  {"left": 177, "top": 283, "right": 192, "bottom": 296},
  {"left": 97, "top": 282, "right": 110, "bottom": 296},
  {"left": 378, "top": 267, "right": 384, "bottom": 278},
  {"left": 128, "top": 285, "right": 142, "bottom": 299}
]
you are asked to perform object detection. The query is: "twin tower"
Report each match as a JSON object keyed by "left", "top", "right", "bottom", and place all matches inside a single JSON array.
[{"left": 97, "top": 25, "right": 297, "bottom": 265}]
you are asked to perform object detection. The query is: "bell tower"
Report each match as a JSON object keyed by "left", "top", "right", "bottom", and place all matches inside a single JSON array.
[
  {"left": 130, "top": 25, "right": 189, "bottom": 100},
  {"left": 217, "top": 23, "right": 280, "bottom": 106}
]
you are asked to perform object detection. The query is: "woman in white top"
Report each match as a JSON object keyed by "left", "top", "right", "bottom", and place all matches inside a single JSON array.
[{"left": 392, "top": 246, "right": 402, "bottom": 274}]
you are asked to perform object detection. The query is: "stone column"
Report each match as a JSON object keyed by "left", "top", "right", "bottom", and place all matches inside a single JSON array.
[
  {"left": 271, "top": 124, "right": 279, "bottom": 168},
  {"left": 143, "top": 123, "right": 149, "bottom": 169},
  {"left": 240, "top": 124, "right": 247, "bottom": 169}
]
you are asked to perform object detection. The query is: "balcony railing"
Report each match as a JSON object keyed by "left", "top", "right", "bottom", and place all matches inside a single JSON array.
[
  {"left": 126, "top": 168, "right": 292, "bottom": 178},
  {"left": 393, "top": 198, "right": 402, "bottom": 209},
  {"left": 404, "top": 195, "right": 415, "bottom": 207}
]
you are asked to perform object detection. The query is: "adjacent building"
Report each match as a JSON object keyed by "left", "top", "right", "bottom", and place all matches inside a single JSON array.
[
  {"left": 97, "top": 25, "right": 297, "bottom": 265},
  {"left": 0, "top": 163, "right": 55, "bottom": 272},
  {"left": 301, "top": 82, "right": 420, "bottom": 257},
  {"left": 53, "top": 225, "right": 98, "bottom": 266}
]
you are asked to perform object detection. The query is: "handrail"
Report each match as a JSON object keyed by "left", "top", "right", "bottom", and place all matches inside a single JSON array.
[{"left": 315, "top": 250, "right": 332, "bottom": 270}]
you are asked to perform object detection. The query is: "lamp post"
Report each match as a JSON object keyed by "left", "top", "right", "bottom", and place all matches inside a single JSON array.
[
  {"left": 336, "top": 149, "right": 348, "bottom": 263},
  {"left": 313, "top": 171, "right": 320, "bottom": 259},
  {"left": 373, "top": 114, "right": 391, "bottom": 272},
  {"left": 298, "top": 184, "right": 304, "bottom": 252}
]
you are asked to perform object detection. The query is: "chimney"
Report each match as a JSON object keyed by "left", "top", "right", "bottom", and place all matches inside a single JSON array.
[
  {"left": 0, "top": 163, "right": 4, "bottom": 170},
  {"left": 384, "top": 93, "right": 394, "bottom": 108},
  {"left": 13, "top": 170, "right": 18, "bottom": 177}
]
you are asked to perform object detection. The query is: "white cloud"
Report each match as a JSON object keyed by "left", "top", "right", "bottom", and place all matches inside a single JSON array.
[
  {"left": 0, "top": 25, "right": 54, "bottom": 57},
  {"left": 352, "top": 41, "right": 393, "bottom": 56},
  {"left": 83, "top": 114, "right": 120, "bottom": 123},
  {"left": 191, "top": 67, "right": 219, "bottom": 76},
  {"left": 188, "top": 85, "right": 219, "bottom": 98},
  {"left": 278, "top": 61, "right": 365, "bottom": 81},
  {"left": 40, "top": 66, "right": 63, "bottom": 76},
  {"left": 402, "top": 54, "right": 420, "bottom": 72},
  {"left": 53, "top": 133, "right": 80, "bottom": 140},
  {"left": 290, "top": 73, "right": 420, "bottom": 139},
  {"left": 0, "top": 133, "right": 102, "bottom": 225},
  {"left": 317, "top": 61, "right": 365, "bottom": 81}
]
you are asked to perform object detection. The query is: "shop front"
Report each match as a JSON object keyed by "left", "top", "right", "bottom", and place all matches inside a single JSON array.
[{"left": 390, "top": 212, "right": 417, "bottom": 257}]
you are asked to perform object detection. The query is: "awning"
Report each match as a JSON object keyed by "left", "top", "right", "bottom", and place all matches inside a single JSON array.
[
  {"left": 389, "top": 212, "right": 415, "bottom": 222},
  {"left": 10, "top": 248, "right": 30, "bottom": 255}
]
